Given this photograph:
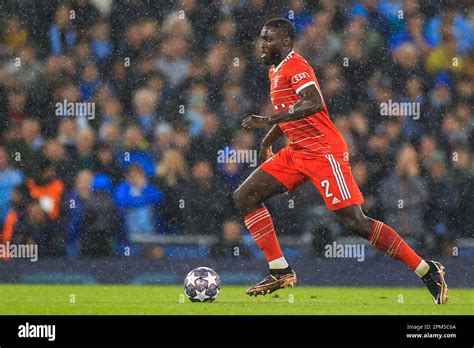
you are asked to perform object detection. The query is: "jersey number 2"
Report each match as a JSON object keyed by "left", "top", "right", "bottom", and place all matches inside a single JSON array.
[{"left": 321, "top": 180, "right": 333, "bottom": 198}]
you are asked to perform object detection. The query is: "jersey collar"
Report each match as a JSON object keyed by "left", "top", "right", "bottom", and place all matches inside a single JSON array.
[{"left": 272, "top": 50, "right": 295, "bottom": 73}]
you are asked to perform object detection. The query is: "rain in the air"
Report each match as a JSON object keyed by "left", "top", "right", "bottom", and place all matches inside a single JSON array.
[{"left": 0, "top": 0, "right": 472, "bottom": 324}]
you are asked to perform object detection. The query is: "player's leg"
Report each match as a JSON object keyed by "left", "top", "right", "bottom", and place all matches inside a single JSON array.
[
  {"left": 302, "top": 153, "right": 448, "bottom": 304},
  {"left": 234, "top": 168, "right": 288, "bottom": 268},
  {"left": 334, "top": 204, "right": 448, "bottom": 304},
  {"left": 335, "top": 204, "right": 424, "bottom": 268},
  {"left": 234, "top": 148, "right": 305, "bottom": 296},
  {"left": 234, "top": 168, "right": 297, "bottom": 295}
]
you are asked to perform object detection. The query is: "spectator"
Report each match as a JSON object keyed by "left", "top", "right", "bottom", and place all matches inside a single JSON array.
[
  {"left": 98, "top": 97, "right": 124, "bottom": 135},
  {"left": 154, "top": 149, "right": 189, "bottom": 234},
  {"left": 183, "top": 160, "right": 230, "bottom": 234},
  {"left": 210, "top": 220, "right": 250, "bottom": 259},
  {"left": 189, "top": 113, "right": 223, "bottom": 163},
  {"left": 117, "top": 126, "right": 155, "bottom": 178},
  {"left": 12, "top": 202, "right": 61, "bottom": 256},
  {"left": 351, "top": 160, "right": 377, "bottom": 218},
  {"left": 151, "top": 124, "right": 173, "bottom": 160},
  {"left": 424, "top": 152, "right": 459, "bottom": 255},
  {"left": 321, "top": 63, "right": 351, "bottom": 114},
  {"left": 217, "top": 129, "right": 256, "bottom": 190},
  {"left": 0, "top": 146, "right": 23, "bottom": 225},
  {"left": 451, "top": 146, "right": 474, "bottom": 238},
  {"left": 6, "top": 46, "right": 42, "bottom": 93},
  {"left": 399, "top": 76, "right": 425, "bottom": 141},
  {"left": 213, "top": 17, "right": 238, "bottom": 46},
  {"left": 93, "top": 144, "right": 122, "bottom": 185},
  {"left": 364, "top": 134, "right": 393, "bottom": 189},
  {"left": 100, "top": 122, "right": 122, "bottom": 151},
  {"left": 4, "top": 88, "right": 28, "bottom": 130},
  {"left": 42, "top": 139, "right": 76, "bottom": 189},
  {"left": 72, "top": 0, "right": 100, "bottom": 38},
  {"left": 90, "top": 21, "right": 113, "bottom": 67},
  {"left": 425, "top": 8, "right": 474, "bottom": 55},
  {"left": 185, "top": 82, "right": 209, "bottom": 136},
  {"left": 440, "top": 112, "right": 468, "bottom": 153},
  {"left": 219, "top": 83, "right": 248, "bottom": 136},
  {"left": 3, "top": 16, "right": 28, "bottom": 54},
  {"left": 428, "top": 78, "right": 453, "bottom": 128},
  {"left": 348, "top": 110, "right": 370, "bottom": 157},
  {"left": 3, "top": 125, "right": 36, "bottom": 178},
  {"left": 389, "top": 42, "right": 425, "bottom": 94},
  {"left": 390, "top": 13, "right": 430, "bottom": 56},
  {"left": 425, "top": 34, "right": 466, "bottom": 75},
  {"left": 296, "top": 11, "right": 342, "bottom": 67},
  {"left": 49, "top": 4, "right": 77, "bottom": 55},
  {"left": 0, "top": 184, "right": 29, "bottom": 246},
  {"left": 379, "top": 145, "right": 427, "bottom": 242},
  {"left": 63, "top": 169, "right": 93, "bottom": 258},
  {"left": 75, "top": 128, "right": 96, "bottom": 171},
  {"left": 21, "top": 118, "right": 43, "bottom": 152},
  {"left": 25, "top": 159, "right": 64, "bottom": 222},
  {"left": 79, "top": 62, "right": 102, "bottom": 102},
  {"left": 81, "top": 174, "right": 121, "bottom": 257},
  {"left": 114, "top": 164, "right": 164, "bottom": 238},
  {"left": 350, "top": 1, "right": 391, "bottom": 41},
  {"left": 172, "top": 123, "right": 193, "bottom": 160},
  {"left": 57, "top": 118, "right": 77, "bottom": 154},
  {"left": 155, "top": 33, "right": 190, "bottom": 89},
  {"left": 284, "top": 0, "right": 313, "bottom": 34},
  {"left": 133, "top": 88, "right": 159, "bottom": 139}
]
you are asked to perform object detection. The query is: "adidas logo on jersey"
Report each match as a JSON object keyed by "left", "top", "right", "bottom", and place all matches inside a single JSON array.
[{"left": 332, "top": 197, "right": 340, "bottom": 205}]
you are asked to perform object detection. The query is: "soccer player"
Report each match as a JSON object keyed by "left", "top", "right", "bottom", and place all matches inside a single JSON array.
[{"left": 234, "top": 18, "right": 448, "bottom": 304}]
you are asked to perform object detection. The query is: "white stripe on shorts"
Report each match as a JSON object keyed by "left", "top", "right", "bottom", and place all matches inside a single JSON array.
[
  {"left": 330, "top": 155, "right": 351, "bottom": 200},
  {"left": 325, "top": 155, "right": 351, "bottom": 200}
]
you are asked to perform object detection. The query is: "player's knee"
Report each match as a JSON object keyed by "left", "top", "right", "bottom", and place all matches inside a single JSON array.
[
  {"left": 233, "top": 186, "right": 259, "bottom": 211},
  {"left": 339, "top": 215, "right": 357, "bottom": 230},
  {"left": 233, "top": 188, "right": 241, "bottom": 204},
  {"left": 233, "top": 187, "right": 248, "bottom": 209},
  {"left": 338, "top": 212, "right": 370, "bottom": 237}
]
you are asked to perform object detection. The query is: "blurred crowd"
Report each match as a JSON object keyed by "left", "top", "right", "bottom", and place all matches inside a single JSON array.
[{"left": 0, "top": 0, "right": 473, "bottom": 259}]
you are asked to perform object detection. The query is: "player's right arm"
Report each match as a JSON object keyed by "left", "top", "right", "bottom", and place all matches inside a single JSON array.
[{"left": 259, "top": 124, "right": 283, "bottom": 163}]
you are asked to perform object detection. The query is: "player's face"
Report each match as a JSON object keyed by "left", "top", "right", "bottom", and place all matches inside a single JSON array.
[{"left": 259, "top": 27, "right": 284, "bottom": 65}]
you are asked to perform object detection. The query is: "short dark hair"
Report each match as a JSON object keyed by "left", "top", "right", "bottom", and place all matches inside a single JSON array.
[{"left": 264, "top": 18, "right": 296, "bottom": 40}]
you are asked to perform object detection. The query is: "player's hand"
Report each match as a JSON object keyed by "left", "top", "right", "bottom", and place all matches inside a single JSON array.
[
  {"left": 242, "top": 115, "right": 271, "bottom": 131},
  {"left": 259, "top": 144, "right": 274, "bottom": 164}
]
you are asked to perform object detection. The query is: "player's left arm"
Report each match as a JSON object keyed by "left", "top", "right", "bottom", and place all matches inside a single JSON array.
[{"left": 267, "top": 84, "right": 324, "bottom": 125}]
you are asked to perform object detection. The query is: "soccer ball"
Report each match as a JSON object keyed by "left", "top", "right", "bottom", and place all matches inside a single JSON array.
[{"left": 184, "top": 267, "right": 221, "bottom": 302}]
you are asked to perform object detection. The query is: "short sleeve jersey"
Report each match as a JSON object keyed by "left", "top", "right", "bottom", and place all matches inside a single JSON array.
[{"left": 269, "top": 51, "right": 348, "bottom": 157}]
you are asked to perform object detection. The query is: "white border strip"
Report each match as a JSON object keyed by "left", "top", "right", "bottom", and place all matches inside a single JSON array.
[
  {"left": 295, "top": 81, "right": 317, "bottom": 94},
  {"left": 325, "top": 155, "right": 348, "bottom": 200}
]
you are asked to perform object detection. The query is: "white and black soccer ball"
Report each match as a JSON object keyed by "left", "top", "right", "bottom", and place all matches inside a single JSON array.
[{"left": 184, "top": 267, "right": 221, "bottom": 302}]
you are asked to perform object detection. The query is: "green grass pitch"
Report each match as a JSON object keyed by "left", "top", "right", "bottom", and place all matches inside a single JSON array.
[{"left": 1, "top": 285, "right": 473, "bottom": 315}]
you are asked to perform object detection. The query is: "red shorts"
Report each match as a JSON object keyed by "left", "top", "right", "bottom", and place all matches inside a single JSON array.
[{"left": 260, "top": 147, "right": 364, "bottom": 211}]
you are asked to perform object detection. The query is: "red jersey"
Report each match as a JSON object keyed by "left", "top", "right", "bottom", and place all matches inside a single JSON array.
[{"left": 269, "top": 51, "right": 347, "bottom": 157}]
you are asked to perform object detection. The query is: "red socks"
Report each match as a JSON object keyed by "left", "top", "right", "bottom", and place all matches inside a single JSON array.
[
  {"left": 244, "top": 208, "right": 423, "bottom": 272},
  {"left": 244, "top": 206, "right": 283, "bottom": 262},
  {"left": 369, "top": 220, "right": 422, "bottom": 270}
]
